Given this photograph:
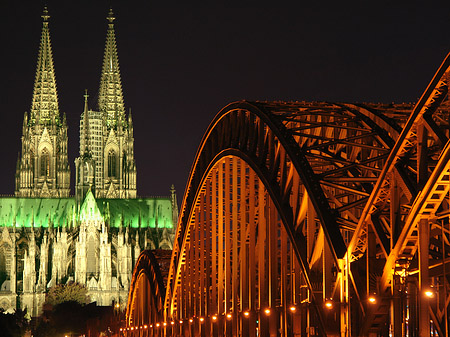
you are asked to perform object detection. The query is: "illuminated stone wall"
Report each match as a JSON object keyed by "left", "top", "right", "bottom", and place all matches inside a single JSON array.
[{"left": 0, "top": 190, "right": 176, "bottom": 316}]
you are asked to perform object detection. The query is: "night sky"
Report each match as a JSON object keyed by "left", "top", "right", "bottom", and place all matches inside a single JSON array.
[{"left": 0, "top": 1, "right": 449, "bottom": 200}]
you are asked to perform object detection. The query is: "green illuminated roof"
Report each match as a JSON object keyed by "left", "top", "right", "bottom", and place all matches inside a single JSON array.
[
  {"left": 96, "top": 197, "right": 174, "bottom": 228},
  {"left": 0, "top": 197, "right": 75, "bottom": 228},
  {"left": 0, "top": 193, "right": 174, "bottom": 229}
]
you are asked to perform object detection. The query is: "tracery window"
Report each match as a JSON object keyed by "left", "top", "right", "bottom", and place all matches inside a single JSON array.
[
  {"left": 108, "top": 150, "right": 116, "bottom": 178},
  {"left": 41, "top": 149, "right": 50, "bottom": 177}
]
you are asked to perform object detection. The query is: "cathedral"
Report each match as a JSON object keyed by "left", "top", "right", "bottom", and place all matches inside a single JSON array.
[{"left": 0, "top": 8, "right": 177, "bottom": 317}]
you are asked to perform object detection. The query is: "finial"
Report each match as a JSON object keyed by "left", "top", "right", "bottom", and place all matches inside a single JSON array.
[
  {"left": 107, "top": 8, "right": 115, "bottom": 23},
  {"left": 42, "top": 6, "right": 50, "bottom": 22},
  {"left": 84, "top": 89, "right": 89, "bottom": 103}
]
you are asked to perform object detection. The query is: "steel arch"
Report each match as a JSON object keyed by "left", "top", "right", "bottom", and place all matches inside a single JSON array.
[
  {"left": 126, "top": 250, "right": 166, "bottom": 331},
  {"left": 125, "top": 52, "right": 450, "bottom": 336}
]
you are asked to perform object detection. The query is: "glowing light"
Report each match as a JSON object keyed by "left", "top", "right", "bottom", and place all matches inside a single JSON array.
[
  {"left": 226, "top": 313, "right": 232, "bottom": 320},
  {"left": 189, "top": 319, "right": 193, "bottom": 323},
  {"left": 171, "top": 321, "right": 175, "bottom": 325},
  {"left": 150, "top": 324, "right": 153, "bottom": 328},
  {"left": 119, "top": 328, "right": 122, "bottom": 331},
  {"left": 212, "top": 315, "right": 218, "bottom": 322},
  {"left": 163, "top": 322, "right": 167, "bottom": 327},
  {"left": 425, "top": 290, "right": 434, "bottom": 298},
  {"left": 289, "top": 305, "right": 296, "bottom": 313},
  {"left": 243, "top": 311, "right": 250, "bottom": 317},
  {"left": 199, "top": 317, "right": 205, "bottom": 323},
  {"left": 179, "top": 320, "right": 183, "bottom": 324},
  {"left": 144, "top": 325, "right": 148, "bottom": 329},
  {"left": 264, "top": 308, "right": 271, "bottom": 315},
  {"left": 325, "top": 299, "right": 333, "bottom": 309},
  {"left": 140, "top": 326, "right": 143, "bottom": 329},
  {"left": 156, "top": 323, "right": 160, "bottom": 327},
  {"left": 131, "top": 327, "right": 134, "bottom": 331},
  {"left": 368, "top": 296, "right": 376, "bottom": 304},
  {"left": 115, "top": 303, "right": 120, "bottom": 308}
]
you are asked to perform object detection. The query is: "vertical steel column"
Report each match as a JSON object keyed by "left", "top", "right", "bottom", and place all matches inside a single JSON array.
[
  {"left": 200, "top": 191, "right": 207, "bottom": 337},
  {"left": 205, "top": 179, "right": 212, "bottom": 337},
  {"left": 281, "top": 223, "right": 288, "bottom": 336},
  {"left": 248, "top": 168, "right": 257, "bottom": 337},
  {"left": 258, "top": 182, "right": 268, "bottom": 337},
  {"left": 268, "top": 198, "right": 278, "bottom": 337},
  {"left": 418, "top": 218, "right": 430, "bottom": 336},
  {"left": 211, "top": 169, "right": 219, "bottom": 337},
  {"left": 240, "top": 160, "right": 250, "bottom": 336},
  {"left": 232, "top": 157, "right": 239, "bottom": 336},
  {"left": 218, "top": 163, "right": 225, "bottom": 336},
  {"left": 224, "top": 158, "right": 232, "bottom": 336},
  {"left": 339, "top": 257, "right": 349, "bottom": 337}
]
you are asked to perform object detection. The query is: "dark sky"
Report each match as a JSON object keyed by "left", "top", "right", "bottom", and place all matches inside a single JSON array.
[{"left": 0, "top": 1, "right": 449, "bottom": 199}]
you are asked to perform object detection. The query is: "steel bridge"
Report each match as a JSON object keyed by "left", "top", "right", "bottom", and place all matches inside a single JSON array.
[{"left": 124, "top": 52, "right": 450, "bottom": 336}]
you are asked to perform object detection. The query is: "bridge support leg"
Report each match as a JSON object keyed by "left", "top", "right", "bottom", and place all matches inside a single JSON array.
[
  {"left": 339, "top": 258, "right": 349, "bottom": 337},
  {"left": 419, "top": 218, "right": 430, "bottom": 336},
  {"left": 391, "top": 274, "right": 403, "bottom": 337}
]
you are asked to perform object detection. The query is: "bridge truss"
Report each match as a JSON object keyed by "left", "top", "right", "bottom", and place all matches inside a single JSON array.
[{"left": 125, "top": 52, "right": 450, "bottom": 336}]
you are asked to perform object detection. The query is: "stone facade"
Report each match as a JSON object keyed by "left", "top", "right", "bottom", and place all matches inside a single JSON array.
[{"left": 0, "top": 8, "right": 177, "bottom": 316}]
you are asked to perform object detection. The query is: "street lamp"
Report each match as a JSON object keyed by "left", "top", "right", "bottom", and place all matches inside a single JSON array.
[{"left": 324, "top": 299, "right": 333, "bottom": 309}]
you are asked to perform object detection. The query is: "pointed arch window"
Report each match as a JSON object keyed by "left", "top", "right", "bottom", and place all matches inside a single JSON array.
[
  {"left": 41, "top": 149, "right": 50, "bottom": 177},
  {"left": 108, "top": 150, "right": 116, "bottom": 178}
]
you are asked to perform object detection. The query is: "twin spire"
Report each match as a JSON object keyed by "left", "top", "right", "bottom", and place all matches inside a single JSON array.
[
  {"left": 98, "top": 8, "right": 126, "bottom": 129},
  {"left": 31, "top": 7, "right": 125, "bottom": 128},
  {"left": 31, "top": 6, "right": 59, "bottom": 125}
]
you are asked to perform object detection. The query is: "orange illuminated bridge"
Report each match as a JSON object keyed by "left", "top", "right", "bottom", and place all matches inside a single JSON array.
[{"left": 125, "top": 52, "right": 450, "bottom": 336}]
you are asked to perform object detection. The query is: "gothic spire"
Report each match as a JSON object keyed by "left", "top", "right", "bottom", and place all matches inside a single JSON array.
[
  {"left": 81, "top": 90, "right": 91, "bottom": 157},
  {"left": 30, "top": 6, "right": 60, "bottom": 125},
  {"left": 98, "top": 8, "right": 125, "bottom": 129}
]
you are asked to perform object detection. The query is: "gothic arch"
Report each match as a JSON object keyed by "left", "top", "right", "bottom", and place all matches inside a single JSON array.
[
  {"left": 40, "top": 148, "right": 50, "bottom": 177},
  {"left": 0, "top": 243, "right": 11, "bottom": 288},
  {"left": 107, "top": 149, "right": 117, "bottom": 178}
]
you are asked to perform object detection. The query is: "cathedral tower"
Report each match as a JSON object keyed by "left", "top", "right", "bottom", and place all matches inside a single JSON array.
[
  {"left": 75, "top": 9, "right": 136, "bottom": 201},
  {"left": 15, "top": 7, "right": 70, "bottom": 198}
]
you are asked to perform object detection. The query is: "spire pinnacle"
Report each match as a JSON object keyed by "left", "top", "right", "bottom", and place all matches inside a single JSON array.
[
  {"left": 98, "top": 8, "right": 125, "bottom": 129},
  {"left": 84, "top": 89, "right": 89, "bottom": 112},
  {"left": 107, "top": 8, "right": 115, "bottom": 24},
  {"left": 41, "top": 6, "right": 50, "bottom": 22},
  {"left": 31, "top": 6, "right": 60, "bottom": 125},
  {"left": 82, "top": 90, "right": 91, "bottom": 157}
]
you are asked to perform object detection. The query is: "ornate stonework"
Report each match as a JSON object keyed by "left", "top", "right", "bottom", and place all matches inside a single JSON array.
[
  {"left": 15, "top": 7, "right": 70, "bottom": 198},
  {"left": 1, "top": 8, "right": 177, "bottom": 317},
  {"left": 76, "top": 9, "right": 136, "bottom": 201}
]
